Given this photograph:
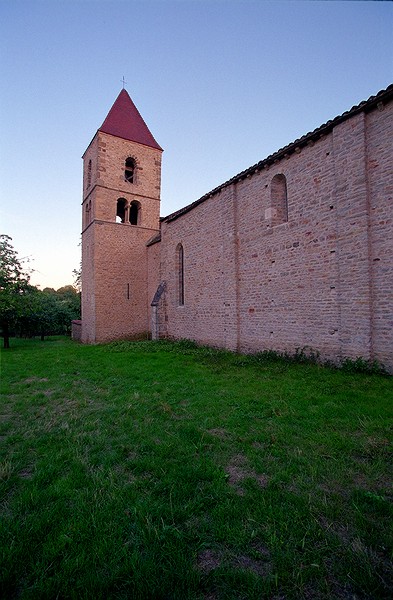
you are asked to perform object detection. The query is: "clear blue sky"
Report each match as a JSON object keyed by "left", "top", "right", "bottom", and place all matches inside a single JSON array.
[{"left": 1, "top": 0, "right": 392, "bottom": 289}]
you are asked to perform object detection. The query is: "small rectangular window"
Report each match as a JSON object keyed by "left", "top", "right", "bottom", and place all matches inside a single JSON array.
[{"left": 177, "top": 244, "right": 184, "bottom": 306}]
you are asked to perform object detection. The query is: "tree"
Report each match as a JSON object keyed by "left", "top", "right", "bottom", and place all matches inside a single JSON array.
[
  {"left": 0, "top": 236, "right": 81, "bottom": 346},
  {"left": 15, "top": 286, "right": 81, "bottom": 340},
  {"left": 52, "top": 285, "right": 81, "bottom": 335},
  {"left": 73, "top": 240, "right": 82, "bottom": 293},
  {"left": 0, "top": 235, "right": 31, "bottom": 348},
  {"left": 72, "top": 265, "right": 81, "bottom": 293},
  {"left": 16, "top": 287, "right": 59, "bottom": 340}
]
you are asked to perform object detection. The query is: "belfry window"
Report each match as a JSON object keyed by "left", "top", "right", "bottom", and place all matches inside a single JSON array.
[
  {"left": 125, "top": 157, "right": 135, "bottom": 183},
  {"left": 129, "top": 200, "right": 141, "bottom": 225},
  {"left": 84, "top": 201, "right": 92, "bottom": 227},
  {"left": 116, "top": 198, "right": 127, "bottom": 223},
  {"left": 87, "top": 159, "right": 92, "bottom": 188},
  {"left": 177, "top": 243, "right": 184, "bottom": 306},
  {"left": 270, "top": 174, "right": 288, "bottom": 226}
]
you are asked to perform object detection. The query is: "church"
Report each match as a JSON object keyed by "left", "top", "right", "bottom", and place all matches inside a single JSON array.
[{"left": 76, "top": 84, "right": 393, "bottom": 372}]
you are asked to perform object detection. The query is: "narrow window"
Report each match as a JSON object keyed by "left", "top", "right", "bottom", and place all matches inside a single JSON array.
[
  {"left": 125, "top": 157, "right": 135, "bottom": 183},
  {"left": 116, "top": 198, "right": 127, "bottom": 223},
  {"left": 87, "top": 159, "right": 92, "bottom": 188},
  {"left": 177, "top": 243, "right": 184, "bottom": 306},
  {"left": 129, "top": 200, "right": 141, "bottom": 225},
  {"left": 270, "top": 174, "right": 288, "bottom": 226}
]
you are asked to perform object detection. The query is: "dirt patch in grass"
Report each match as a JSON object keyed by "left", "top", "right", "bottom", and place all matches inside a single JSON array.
[
  {"left": 126, "top": 451, "right": 139, "bottom": 461},
  {"left": 208, "top": 428, "right": 229, "bottom": 439},
  {"left": 233, "top": 553, "right": 271, "bottom": 577},
  {"left": 0, "top": 413, "right": 13, "bottom": 423},
  {"left": 24, "top": 377, "right": 49, "bottom": 384},
  {"left": 255, "top": 473, "right": 269, "bottom": 487},
  {"left": 226, "top": 454, "right": 248, "bottom": 485},
  {"left": 170, "top": 412, "right": 189, "bottom": 421},
  {"left": 251, "top": 540, "right": 271, "bottom": 557},
  {"left": 252, "top": 441, "right": 265, "bottom": 450},
  {"left": 226, "top": 454, "right": 268, "bottom": 495},
  {"left": 197, "top": 546, "right": 271, "bottom": 578},
  {"left": 197, "top": 549, "right": 223, "bottom": 574},
  {"left": 318, "top": 517, "right": 353, "bottom": 544},
  {"left": 19, "top": 467, "right": 34, "bottom": 479},
  {"left": 306, "top": 575, "right": 360, "bottom": 600}
]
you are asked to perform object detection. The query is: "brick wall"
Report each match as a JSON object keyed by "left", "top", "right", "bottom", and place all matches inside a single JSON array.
[
  {"left": 366, "top": 101, "right": 393, "bottom": 368},
  {"left": 154, "top": 97, "right": 392, "bottom": 370}
]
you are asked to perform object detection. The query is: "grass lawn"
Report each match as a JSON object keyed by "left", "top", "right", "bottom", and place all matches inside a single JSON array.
[{"left": 0, "top": 337, "right": 392, "bottom": 599}]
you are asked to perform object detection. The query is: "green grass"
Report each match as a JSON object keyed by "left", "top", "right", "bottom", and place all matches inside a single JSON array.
[{"left": 1, "top": 337, "right": 392, "bottom": 599}]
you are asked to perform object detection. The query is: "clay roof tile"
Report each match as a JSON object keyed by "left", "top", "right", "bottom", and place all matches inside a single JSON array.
[{"left": 99, "top": 89, "right": 162, "bottom": 151}]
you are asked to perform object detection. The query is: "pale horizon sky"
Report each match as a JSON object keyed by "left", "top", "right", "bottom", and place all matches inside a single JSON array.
[{"left": 1, "top": 0, "right": 392, "bottom": 290}]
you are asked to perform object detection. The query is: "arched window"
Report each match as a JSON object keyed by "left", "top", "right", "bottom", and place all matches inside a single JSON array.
[
  {"left": 177, "top": 243, "right": 184, "bottom": 306},
  {"left": 125, "top": 157, "right": 135, "bottom": 183},
  {"left": 129, "top": 200, "right": 141, "bottom": 225},
  {"left": 270, "top": 174, "right": 288, "bottom": 226},
  {"left": 116, "top": 198, "right": 127, "bottom": 223},
  {"left": 84, "top": 201, "right": 92, "bottom": 227},
  {"left": 87, "top": 159, "right": 92, "bottom": 188}
]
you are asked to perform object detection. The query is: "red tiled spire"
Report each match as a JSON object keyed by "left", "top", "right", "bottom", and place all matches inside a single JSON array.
[{"left": 98, "top": 89, "right": 162, "bottom": 150}]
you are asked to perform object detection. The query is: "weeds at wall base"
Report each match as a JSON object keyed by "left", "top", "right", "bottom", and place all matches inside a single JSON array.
[
  {"left": 254, "top": 348, "right": 389, "bottom": 375},
  {"left": 108, "top": 338, "right": 390, "bottom": 376},
  {"left": 340, "top": 356, "right": 389, "bottom": 376}
]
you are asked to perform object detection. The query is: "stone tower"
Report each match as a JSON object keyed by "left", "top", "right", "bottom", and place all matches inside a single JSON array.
[{"left": 81, "top": 89, "right": 162, "bottom": 343}]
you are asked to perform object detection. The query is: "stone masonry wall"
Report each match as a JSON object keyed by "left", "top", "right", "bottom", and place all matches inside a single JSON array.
[
  {"left": 81, "top": 131, "right": 161, "bottom": 342},
  {"left": 147, "top": 239, "right": 162, "bottom": 336},
  {"left": 155, "top": 99, "right": 392, "bottom": 370},
  {"left": 93, "top": 222, "right": 157, "bottom": 341},
  {"left": 159, "top": 183, "right": 239, "bottom": 350},
  {"left": 366, "top": 101, "right": 393, "bottom": 368}
]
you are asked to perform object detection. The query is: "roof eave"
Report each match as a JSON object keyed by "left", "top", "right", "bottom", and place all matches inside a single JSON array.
[{"left": 163, "top": 83, "right": 393, "bottom": 224}]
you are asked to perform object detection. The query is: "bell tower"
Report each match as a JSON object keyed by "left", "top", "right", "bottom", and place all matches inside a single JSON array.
[{"left": 81, "top": 90, "right": 162, "bottom": 342}]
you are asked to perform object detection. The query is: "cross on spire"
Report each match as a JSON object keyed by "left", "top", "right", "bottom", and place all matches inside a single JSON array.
[{"left": 121, "top": 76, "right": 127, "bottom": 89}]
